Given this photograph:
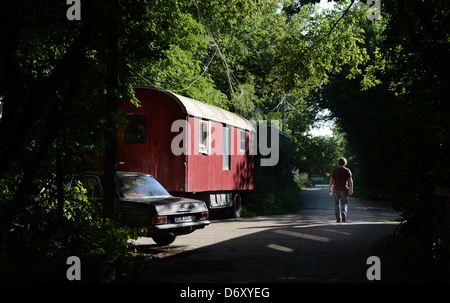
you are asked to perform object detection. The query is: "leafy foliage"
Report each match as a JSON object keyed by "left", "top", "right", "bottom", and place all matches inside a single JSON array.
[
  {"left": 272, "top": 1, "right": 369, "bottom": 96},
  {"left": 0, "top": 178, "right": 140, "bottom": 282}
]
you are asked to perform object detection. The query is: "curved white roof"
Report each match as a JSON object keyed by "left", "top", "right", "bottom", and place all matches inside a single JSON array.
[{"left": 137, "top": 86, "right": 256, "bottom": 132}]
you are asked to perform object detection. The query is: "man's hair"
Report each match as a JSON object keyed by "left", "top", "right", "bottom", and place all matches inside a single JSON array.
[{"left": 338, "top": 157, "right": 347, "bottom": 166}]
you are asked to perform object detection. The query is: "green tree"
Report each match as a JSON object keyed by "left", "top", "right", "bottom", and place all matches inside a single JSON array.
[
  {"left": 0, "top": 0, "right": 198, "bottom": 280},
  {"left": 311, "top": 0, "right": 450, "bottom": 278},
  {"left": 263, "top": 1, "right": 371, "bottom": 176},
  {"left": 272, "top": 0, "right": 369, "bottom": 97},
  {"left": 300, "top": 135, "right": 348, "bottom": 176}
]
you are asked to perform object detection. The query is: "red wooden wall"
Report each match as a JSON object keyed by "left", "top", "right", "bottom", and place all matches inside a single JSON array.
[
  {"left": 186, "top": 116, "right": 254, "bottom": 192},
  {"left": 117, "top": 87, "right": 254, "bottom": 193},
  {"left": 117, "top": 88, "right": 186, "bottom": 192}
]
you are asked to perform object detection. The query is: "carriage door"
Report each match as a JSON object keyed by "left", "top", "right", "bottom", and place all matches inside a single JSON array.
[{"left": 118, "top": 114, "right": 151, "bottom": 174}]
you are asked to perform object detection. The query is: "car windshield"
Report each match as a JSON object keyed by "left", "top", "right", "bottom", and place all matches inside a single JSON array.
[{"left": 116, "top": 175, "right": 170, "bottom": 198}]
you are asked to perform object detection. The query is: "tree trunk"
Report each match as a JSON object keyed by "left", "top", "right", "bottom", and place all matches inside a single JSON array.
[{"left": 103, "top": 0, "right": 120, "bottom": 219}]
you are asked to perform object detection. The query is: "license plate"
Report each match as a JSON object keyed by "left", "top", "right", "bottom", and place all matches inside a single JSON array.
[{"left": 174, "top": 216, "right": 194, "bottom": 223}]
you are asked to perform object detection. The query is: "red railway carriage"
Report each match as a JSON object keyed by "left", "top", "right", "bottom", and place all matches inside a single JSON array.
[{"left": 117, "top": 87, "right": 255, "bottom": 217}]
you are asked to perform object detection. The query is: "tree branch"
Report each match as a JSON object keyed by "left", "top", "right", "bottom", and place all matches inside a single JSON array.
[{"left": 327, "top": 0, "right": 355, "bottom": 38}]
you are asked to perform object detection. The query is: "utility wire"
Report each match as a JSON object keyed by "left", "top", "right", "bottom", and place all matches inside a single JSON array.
[
  {"left": 130, "top": 0, "right": 242, "bottom": 106},
  {"left": 193, "top": 0, "right": 241, "bottom": 101},
  {"left": 129, "top": 46, "right": 218, "bottom": 94},
  {"left": 172, "top": 47, "right": 218, "bottom": 92}
]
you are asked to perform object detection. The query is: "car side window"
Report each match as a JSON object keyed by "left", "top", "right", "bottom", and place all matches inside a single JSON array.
[{"left": 81, "top": 176, "right": 104, "bottom": 198}]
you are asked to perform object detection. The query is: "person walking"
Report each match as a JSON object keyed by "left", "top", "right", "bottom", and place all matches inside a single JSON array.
[{"left": 328, "top": 157, "right": 353, "bottom": 222}]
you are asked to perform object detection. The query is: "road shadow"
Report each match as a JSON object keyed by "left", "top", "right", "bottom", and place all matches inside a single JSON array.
[{"left": 132, "top": 219, "right": 401, "bottom": 283}]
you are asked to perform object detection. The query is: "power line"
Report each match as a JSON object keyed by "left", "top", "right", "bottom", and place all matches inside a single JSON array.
[
  {"left": 193, "top": 0, "right": 241, "bottom": 101},
  {"left": 172, "top": 47, "right": 218, "bottom": 92},
  {"left": 130, "top": 0, "right": 242, "bottom": 105},
  {"left": 129, "top": 46, "right": 218, "bottom": 94}
]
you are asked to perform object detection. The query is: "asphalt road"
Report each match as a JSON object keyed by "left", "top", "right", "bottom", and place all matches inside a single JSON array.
[{"left": 134, "top": 185, "right": 402, "bottom": 283}]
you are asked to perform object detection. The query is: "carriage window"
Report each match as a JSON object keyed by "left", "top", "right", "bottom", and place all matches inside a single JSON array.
[
  {"left": 125, "top": 115, "right": 147, "bottom": 144},
  {"left": 199, "top": 120, "right": 209, "bottom": 154},
  {"left": 223, "top": 126, "right": 231, "bottom": 170},
  {"left": 240, "top": 130, "right": 246, "bottom": 153}
]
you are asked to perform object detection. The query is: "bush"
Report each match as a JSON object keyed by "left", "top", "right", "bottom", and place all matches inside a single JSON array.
[
  {"left": 0, "top": 179, "right": 142, "bottom": 282},
  {"left": 292, "top": 169, "right": 312, "bottom": 190},
  {"left": 242, "top": 159, "right": 302, "bottom": 217}
]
